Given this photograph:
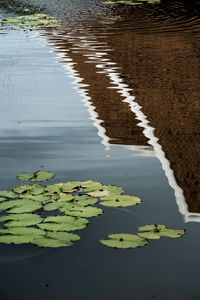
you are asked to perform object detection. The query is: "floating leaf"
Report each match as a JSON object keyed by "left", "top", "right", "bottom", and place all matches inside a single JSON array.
[
  {"left": 30, "top": 171, "right": 55, "bottom": 182},
  {"left": 61, "top": 182, "right": 81, "bottom": 193},
  {"left": 100, "top": 195, "right": 141, "bottom": 207},
  {"left": 32, "top": 236, "right": 72, "bottom": 248},
  {"left": 100, "top": 233, "right": 148, "bottom": 248},
  {"left": 9, "top": 200, "right": 42, "bottom": 213},
  {"left": 17, "top": 173, "right": 34, "bottom": 181},
  {"left": 13, "top": 184, "right": 33, "bottom": 194},
  {"left": 20, "top": 193, "right": 50, "bottom": 203},
  {"left": 45, "top": 184, "right": 61, "bottom": 194},
  {"left": 73, "top": 195, "right": 98, "bottom": 206},
  {"left": 0, "top": 234, "right": 34, "bottom": 244},
  {"left": 89, "top": 185, "right": 124, "bottom": 197},
  {"left": 58, "top": 193, "right": 74, "bottom": 202},
  {"left": 137, "top": 224, "right": 185, "bottom": 239},
  {"left": 0, "top": 197, "right": 7, "bottom": 202},
  {"left": 44, "top": 201, "right": 77, "bottom": 212},
  {"left": 0, "top": 190, "right": 18, "bottom": 199},
  {"left": 65, "top": 206, "right": 103, "bottom": 218},
  {"left": 47, "top": 231, "right": 80, "bottom": 242},
  {"left": 29, "top": 185, "right": 45, "bottom": 195},
  {"left": 81, "top": 180, "right": 103, "bottom": 191},
  {"left": 38, "top": 216, "right": 88, "bottom": 231},
  {"left": 0, "top": 213, "right": 43, "bottom": 227},
  {"left": 0, "top": 227, "right": 45, "bottom": 236},
  {"left": 0, "top": 199, "right": 42, "bottom": 213}
]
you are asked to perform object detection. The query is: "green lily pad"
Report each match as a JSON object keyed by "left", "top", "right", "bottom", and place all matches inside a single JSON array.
[
  {"left": 100, "top": 195, "right": 141, "bottom": 207},
  {"left": 20, "top": 193, "right": 50, "bottom": 202},
  {"left": 0, "top": 213, "right": 43, "bottom": 227},
  {"left": 44, "top": 201, "right": 77, "bottom": 212},
  {"left": 100, "top": 233, "right": 148, "bottom": 248},
  {"left": 65, "top": 206, "right": 103, "bottom": 218},
  {"left": 61, "top": 182, "right": 81, "bottom": 193},
  {"left": 58, "top": 193, "right": 74, "bottom": 202},
  {"left": 0, "top": 190, "right": 18, "bottom": 199},
  {"left": 81, "top": 180, "right": 103, "bottom": 192},
  {"left": 0, "top": 234, "right": 34, "bottom": 244},
  {"left": 0, "top": 199, "right": 41, "bottom": 213},
  {"left": 0, "top": 227, "right": 45, "bottom": 236},
  {"left": 9, "top": 200, "right": 42, "bottom": 213},
  {"left": 13, "top": 184, "right": 34, "bottom": 194},
  {"left": 137, "top": 224, "right": 186, "bottom": 239},
  {"left": 73, "top": 195, "right": 98, "bottom": 206},
  {"left": 0, "top": 197, "right": 7, "bottom": 202},
  {"left": 30, "top": 171, "right": 55, "bottom": 182},
  {"left": 17, "top": 173, "right": 34, "bottom": 181},
  {"left": 89, "top": 185, "right": 124, "bottom": 197},
  {"left": 38, "top": 216, "right": 89, "bottom": 231},
  {"left": 47, "top": 231, "right": 80, "bottom": 242},
  {"left": 32, "top": 236, "right": 72, "bottom": 248},
  {"left": 45, "top": 184, "right": 61, "bottom": 194}
]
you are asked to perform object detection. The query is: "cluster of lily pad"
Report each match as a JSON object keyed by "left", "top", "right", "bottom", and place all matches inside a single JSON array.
[
  {"left": 0, "top": 14, "right": 61, "bottom": 31},
  {"left": 102, "top": 0, "right": 160, "bottom": 6},
  {"left": 0, "top": 171, "right": 142, "bottom": 248},
  {"left": 100, "top": 224, "right": 185, "bottom": 249}
]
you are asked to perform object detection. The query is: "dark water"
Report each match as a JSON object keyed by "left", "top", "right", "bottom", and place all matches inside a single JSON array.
[{"left": 1, "top": 1, "right": 200, "bottom": 299}]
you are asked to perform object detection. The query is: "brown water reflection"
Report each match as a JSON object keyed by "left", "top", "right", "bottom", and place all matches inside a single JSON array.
[{"left": 39, "top": 15, "right": 200, "bottom": 222}]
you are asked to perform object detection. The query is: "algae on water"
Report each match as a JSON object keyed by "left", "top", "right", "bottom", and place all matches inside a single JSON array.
[{"left": 0, "top": 14, "right": 61, "bottom": 31}]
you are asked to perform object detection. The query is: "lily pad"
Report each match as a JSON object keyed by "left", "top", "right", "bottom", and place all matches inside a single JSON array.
[
  {"left": 65, "top": 206, "right": 103, "bottom": 218},
  {"left": 20, "top": 193, "right": 50, "bottom": 202},
  {"left": 0, "top": 197, "right": 7, "bottom": 202},
  {"left": 0, "top": 234, "right": 34, "bottom": 244},
  {"left": 137, "top": 224, "right": 185, "bottom": 239},
  {"left": 38, "top": 216, "right": 88, "bottom": 231},
  {"left": 0, "top": 227, "right": 45, "bottom": 236},
  {"left": 58, "top": 193, "right": 74, "bottom": 202},
  {"left": 81, "top": 180, "right": 103, "bottom": 191},
  {"left": 30, "top": 171, "right": 55, "bottom": 182},
  {"left": 13, "top": 184, "right": 34, "bottom": 194},
  {"left": 17, "top": 173, "right": 34, "bottom": 181},
  {"left": 100, "top": 195, "right": 141, "bottom": 207},
  {"left": 0, "top": 213, "right": 43, "bottom": 227},
  {"left": 44, "top": 201, "right": 77, "bottom": 212},
  {"left": 8, "top": 200, "right": 42, "bottom": 213},
  {"left": 89, "top": 185, "right": 124, "bottom": 197},
  {"left": 73, "top": 195, "right": 98, "bottom": 206},
  {"left": 32, "top": 236, "right": 72, "bottom": 248},
  {"left": 47, "top": 231, "right": 80, "bottom": 242},
  {"left": 45, "top": 184, "right": 61, "bottom": 194},
  {"left": 100, "top": 233, "right": 148, "bottom": 248},
  {"left": 61, "top": 182, "right": 81, "bottom": 193},
  {"left": 0, "top": 190, "right": 18, "bottom": 199},
  {"left": 0, "top": 199, "right": 41, "bottom": 213}
]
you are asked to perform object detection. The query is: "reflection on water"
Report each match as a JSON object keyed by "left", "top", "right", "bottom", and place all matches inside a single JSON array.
[{"left": 37, "top": 1, "right": 200, "bottom": 222}]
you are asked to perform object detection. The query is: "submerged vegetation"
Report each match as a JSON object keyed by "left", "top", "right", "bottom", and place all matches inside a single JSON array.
[
  {"left": 0, "top": 14, "right": 61, "bottom": 31},
  {"left": 0, "top": 171, "right": 185, "bottom": 248}
]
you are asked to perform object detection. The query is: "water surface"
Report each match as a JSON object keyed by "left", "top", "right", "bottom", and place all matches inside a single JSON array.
[{"left": 0, "top": 1, "right": 200, "bottom": 299}]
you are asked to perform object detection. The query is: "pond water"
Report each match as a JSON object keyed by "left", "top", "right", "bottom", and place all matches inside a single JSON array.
[{"left": 1, "top": 1, "right": 200, "bottom": 299}]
